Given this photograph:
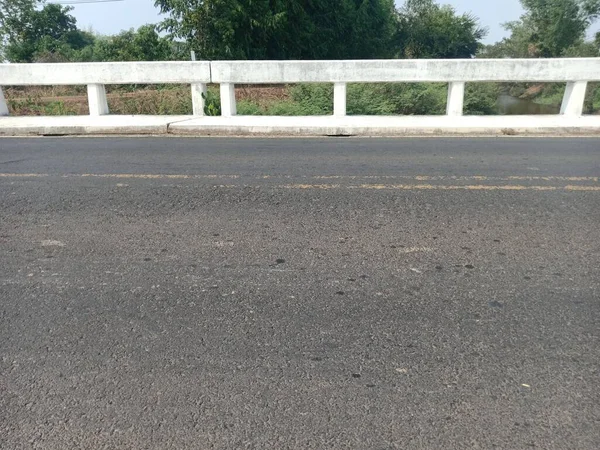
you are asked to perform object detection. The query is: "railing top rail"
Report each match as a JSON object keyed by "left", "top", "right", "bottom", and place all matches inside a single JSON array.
[
  {"left": 211, "top": 58, "right": 600, "bottom": 83},
  {"left": 0, "top": 61, "right": 211, "bottom": 85},
  {"left": 1, "top": 58, "right": 599, "bottom": 86}
]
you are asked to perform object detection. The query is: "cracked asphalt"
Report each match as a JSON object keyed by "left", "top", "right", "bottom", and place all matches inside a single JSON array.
[{"left": 1, "top": 137, "right": 599, "bottom": 449}]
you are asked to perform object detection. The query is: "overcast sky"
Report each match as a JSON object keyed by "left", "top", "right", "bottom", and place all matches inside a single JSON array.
[{"left": 67, "top": 0, "right": 598, "bottom": 46}]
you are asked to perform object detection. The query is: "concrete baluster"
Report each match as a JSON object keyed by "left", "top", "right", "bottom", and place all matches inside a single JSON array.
[
  {"left": 446, "top": 82, "right": 465, "bottom": 116},
  {"left": 220, "top": 83, "right": 237, "bottom": 117},
  {"left": 87, "top": 84, "right": 109, "bottom": 116},
  {"left": 334, "top": 82, "right": 347, "bottom": 117},
  {"left": 560, "top": 81, "right": 587, "bottom": 116},
  {"left": 0, "top": 87, "right": 9, "bottom": 116},
  {"left": 191, "top": 83, "right": 207, "bottom": 116}
]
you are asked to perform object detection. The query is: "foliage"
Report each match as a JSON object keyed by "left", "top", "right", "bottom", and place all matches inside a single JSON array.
[
  {"left": 154, "top": 0, "right": 397, "bottom": 59},
  {"left": 464, "top": 83, "right": 499, "bottom": 115},
  {"left": 0, "top": 0, "right": 38, "bottom": 60},
  {"left": 482, "top": 0, "right": 600, "bottom": 58},
  {"left": 202, "top": 89, "right": 221, "bottom": 116},
  {"left": 256, "top": 82, "right": 497, "bottom": 116},
  {"left": 395, "top": 0, "right": 487, "bottom": 58},
  {"left": 74, "top": 25, "right": 176, "bottom": 62},
  {"left": 0, "top": 0, "right": 92, "bottom": 62}
]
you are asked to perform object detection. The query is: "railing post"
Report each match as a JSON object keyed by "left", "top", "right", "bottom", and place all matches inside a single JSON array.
[
  {"left": 220, "top": 83, "right": 236, "bottom": 117},
  {"left": 0, "top": 87, "right": 9, "bottom": 116},
  {"left": 334, "top": 82, "right": 347, "bottom": 117},
  {"left": 560, "top": 81, "right": 587, "bottom": 116},
  {"left": 446, "top": 82, "right": 465, "bottom": 116},
  {"left": 191, "top": 83, "right": 207, "bottom": 116},
  {"left": 87, "top": 84, "right": 109, "bottom": 116}
]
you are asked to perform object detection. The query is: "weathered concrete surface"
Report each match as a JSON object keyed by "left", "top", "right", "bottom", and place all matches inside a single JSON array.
[
  {"left": 1, "top": 137, "right": 599, "bottom": 449},
  {"left": 169, "top": 114, "right": 600, "bottom": 136},
  {"left": 0, "top": 61, "right": 211, "bottom": 85},
  {"left": 3, "top": 58, "right": 598, "bottom": 86},
  {"left": 1, "top": 114, "right": 600, "bottom": 136},
  {"left": 0, "top": 115, "right": 192, "bottom": 136},
  {"left": 210, "top": 58, "right": 600, "bottom": 83}
]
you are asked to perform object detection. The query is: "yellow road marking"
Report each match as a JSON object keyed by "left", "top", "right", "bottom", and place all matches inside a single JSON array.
[
  {"left": 76, "top": 173, "right": 240, "bottom": 179},
  {"left": 0, "top": 173, "right": 49, "bottom": 177},
  {"left": 1, "top": 173, "right": 598, "bottom": 182},
  {"left": 1, "top": 173, "right": 599, "bottom": 191},
  {"left": 280, "top": 184, "right": 600, "bottom": 191},
  {"left": 564, "top": 185, "right": 600, "bottom": 191},
  {"left": 283, "top": 184, "right": 341, "bottom": 189}
]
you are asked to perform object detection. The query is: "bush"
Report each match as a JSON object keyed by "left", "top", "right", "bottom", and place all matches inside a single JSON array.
[
  {"left": 289, "top": 82, "right": 448, "bottom": 116},
  {"left": 289, "top": 84, "right": 333, "bottom": 115},
  {"left": 202, "top": 88, "right": 221, "bottom": 116},
  {"left": 464, "top": 83, "right": 499, "bottom": 115},
  {"left": 584, "top": 82, "right": 600, "bottom": 114},
  {"left": 215, "top": 82, "right": 499, "bottom": 116}
]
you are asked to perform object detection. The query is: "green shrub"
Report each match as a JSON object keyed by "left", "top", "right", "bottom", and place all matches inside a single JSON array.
[
  {"left": 465, "top": 83, "right": 499, "bottom": 115},
  {"left": 289, "top": 84, "right": 333, "bottom": 115},
  {"left": 44, "top": 101, "right": 77, "bottom": 115},
  {"left": 202, "top": 88, "right": 221, "bottom": 116},
  {"left": 585, "top": 82, "right": 600, "bottom": 114},
  {"left": 347, "top": 84, "right": 397, "bottom": 115},
  {"left": 236, "top": 100, "right": 262, "bottom": 115},
  {"left": 235, "top": 82, "right": 499, "bottom": 116}
]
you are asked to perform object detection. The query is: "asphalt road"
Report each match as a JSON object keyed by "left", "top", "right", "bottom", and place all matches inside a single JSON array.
[{"left": 1, "top": 137, "right": 599, "bottom": 449}]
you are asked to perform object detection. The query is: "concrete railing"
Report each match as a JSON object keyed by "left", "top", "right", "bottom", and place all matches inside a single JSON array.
[
  {"left": 1, "top": 58, "right": 599, "bottom": 120},
  {"left": 211, "top": 59, "right": 600, "bottom": 117},
  {"left": 0, "top": 61, "right": 211, "bottom": 116}
]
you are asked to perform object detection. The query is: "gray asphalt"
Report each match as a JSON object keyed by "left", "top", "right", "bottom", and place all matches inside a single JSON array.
[{"left": 1, "top": 137, "right": 599, "bottom": 449}]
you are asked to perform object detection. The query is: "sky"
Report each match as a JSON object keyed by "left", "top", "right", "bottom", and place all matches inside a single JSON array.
[{"left": 66, "top": 0, "right": 597, "bottom": 45}]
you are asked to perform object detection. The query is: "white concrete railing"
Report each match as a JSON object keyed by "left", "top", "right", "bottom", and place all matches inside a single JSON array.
[
  {"left": 0, "top": 61, "right": 211, "bottom": 116},
  {"left": 1, "top": 58, "right": 600, "bottom": 118}
]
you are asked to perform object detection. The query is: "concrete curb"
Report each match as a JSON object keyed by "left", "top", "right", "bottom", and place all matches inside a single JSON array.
[
  {"left": 167, "top": 115, "right": 600, "bottom": 137},
  {"left": 0, "top": 116, "right": 190, "bottom": 137},
  {"left": 167, "top": 125, "right": 600, "bottom": 137},
  {"left": 1, "top": 115, "right": 600, "bottom": 137}
]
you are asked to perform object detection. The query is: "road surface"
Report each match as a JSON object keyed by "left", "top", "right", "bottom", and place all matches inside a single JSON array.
[{"left": 1, "top": 137, "right": 599, "bottom": 449}]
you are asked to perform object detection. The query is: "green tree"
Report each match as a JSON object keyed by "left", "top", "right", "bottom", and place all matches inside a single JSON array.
[
  {"left": 483, "top": 0, "right": 600, "bottom": 58},
  {"left": 0, "top": 0, "right": 40, "bottom": 60},
  {"left": 521, "top": 0, "right": 600, "bottom": 56},
  {"left": 76, "top": 25, "right": 175, "bottom": 62},
  {"left": 395, "top": 0, "right": 486, "bottom": 58},
  {"left": 154, "top": 0, "right": 397, "bottom": 59},
  {"left": 0, "top": 0, "right": 92, "bottom": 62}
]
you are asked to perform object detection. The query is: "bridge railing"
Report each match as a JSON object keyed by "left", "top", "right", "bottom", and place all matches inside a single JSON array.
[
  {"left": 0, "top": 61, "right": 211, "bottom": 116},
  {"left": 1, "top": 58, "right": 599, "bottom": 118}
]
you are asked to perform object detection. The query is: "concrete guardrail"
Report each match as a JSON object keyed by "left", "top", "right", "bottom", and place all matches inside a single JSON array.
[{"left": 1, "top": 58, "right": 600, "bottom": 136}]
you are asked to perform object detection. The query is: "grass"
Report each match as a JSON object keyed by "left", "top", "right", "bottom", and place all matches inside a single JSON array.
[{"left": 4, "top": 82, "right": 598, "bottom": 117}]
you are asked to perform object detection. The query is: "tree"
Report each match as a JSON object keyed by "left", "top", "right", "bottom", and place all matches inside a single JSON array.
[
  {"left": 521, "top": 0, "right": 600, "bottom": 56},
  {"left": 483, "top": 0, "right": 600, "bottom": 58},
  {"left": 0, "top": 0, "right": 92, "bottom": 62},
  {"left": 76, "top": 25, "right": 175, "bottom": 62},
  {"left": 154, "top": 0, "right": 397, "bottom": 60},
  {"left": 395, "top": 0, "right": 487, "bottom": 59},
  {"left": 0, "top": 0, "right": 39, "bottom": 60}
]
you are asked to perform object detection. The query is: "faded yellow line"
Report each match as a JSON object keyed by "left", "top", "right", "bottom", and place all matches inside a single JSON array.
[
  {"left": 279, "top": 183, "right": 600, "bottom": 191},
  {"left": 282, "top": 183, "right": 341, "bottom": 189},
  {"left": 564, "top": 185, "right": 600, "bottom": 191},
  {"left": 75, "top": 173, "right": 239, "bottom": 179},
  {"left": 0, "top": 173, "right": 49, "bottom": 177},
  {"left": 1, "top": 173, "right": 599, "bottom": 191},
  {"left": 507, "top": 176, "right": 598, "bottom": 182},
  {"left": 1, "top": 173, "right": 598, "bottom": 182},
  {"left": 353, "top": 184, "right": 559, "bottom": 191},
  {"left": 268, "top": 175, "right": 600, "bottom": 182},
  {"left": 412, "top": 175, "right": 598, "bottom": 182}
]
